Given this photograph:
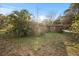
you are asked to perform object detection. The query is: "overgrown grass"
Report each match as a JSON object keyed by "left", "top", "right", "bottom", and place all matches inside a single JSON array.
[
  {"left": 63, "top": 32, "right": 79, "bottom": 55},
  {"left": 15, "top": 32, "right": 66, "bottom": 51},
  {"left": 1, "top": 32, "right": 79, "bottom": 55}
]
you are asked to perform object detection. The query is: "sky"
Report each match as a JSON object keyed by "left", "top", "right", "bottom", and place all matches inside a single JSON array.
[{"left": 0, "top": 3, "right": 70, "bottom": 21}]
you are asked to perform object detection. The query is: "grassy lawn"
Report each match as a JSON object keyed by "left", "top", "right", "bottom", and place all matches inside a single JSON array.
[
  {"left": 5, "top": 32, "right": 68, "bottom": 55},
  {"left": 0, "top": 32, "right": 79, "bottom": 56},
  {"left": 18, "top": 32, "right": 66, "bottom": 50}
]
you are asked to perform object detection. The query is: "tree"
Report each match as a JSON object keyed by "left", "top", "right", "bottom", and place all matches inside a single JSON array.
[
  {"left": 0, "top": 14, "right": 7, "bottom": 29},
  {"left": 70, "top": 3, "right": 79, "bottom": 15},
  {"left": 7, "top": 9, "right": 32, "bottom": 37},
  {"left": 68, "top": 3, "right": 79, "bottom": 33},
  {"left": 71, "top": 20, "right": 79, "bottom": 33},
  {"left": 60, "top": 4, "right": 76, "bottom": 30},
  {"left": 43, "top": 12, "right": 57, "bottom": 26}
]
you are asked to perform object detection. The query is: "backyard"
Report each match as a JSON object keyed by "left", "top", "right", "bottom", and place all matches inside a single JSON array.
[
  {"left": 0, "top": 32, "right": 79, "bottom": 56},
  {"left": 0, "top": 3, "right": 79, "bottom": 56}
]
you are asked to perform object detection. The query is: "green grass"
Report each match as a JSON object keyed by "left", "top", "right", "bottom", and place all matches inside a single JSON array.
[
  {"left": 15, "top": 32, "right": 79, "bottom": 55},
  {"left": 15, "top": 32, "right": 66, "bottom": 51},
  {"left": 1, "top": 32, "right": 79, "bottom": 55}
]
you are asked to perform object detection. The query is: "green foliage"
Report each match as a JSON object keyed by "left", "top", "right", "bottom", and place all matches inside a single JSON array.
[
  {"left": 9, "top": 10, "right": 32, "bottom": 37},
  {"left": 62, "top": 3, "right": 79, "bottom": 34},
  {"left": 71, "top": 19, "right": 79, "bottom": 33},
  {"left": 68, "top": 4, "right": 79, "bottom": 33}
]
